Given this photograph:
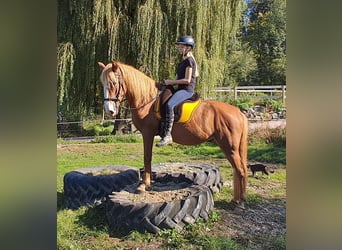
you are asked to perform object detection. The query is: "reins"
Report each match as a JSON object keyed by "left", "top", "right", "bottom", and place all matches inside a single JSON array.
[{"left": 121, "top": 93, "right": 160, "bottom": 110}]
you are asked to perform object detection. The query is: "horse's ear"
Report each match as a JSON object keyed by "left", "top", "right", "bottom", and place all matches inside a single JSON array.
[
  {"left": 98, "top": 62, "right": 106, "bottom": 69},
  {"left": 111, "top": 61, "right": 119, "bottom": 72}
]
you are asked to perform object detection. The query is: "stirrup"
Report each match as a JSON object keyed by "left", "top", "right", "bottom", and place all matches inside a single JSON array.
[{"left": 156, "top": 135, "right": 173, "bottom": 147}]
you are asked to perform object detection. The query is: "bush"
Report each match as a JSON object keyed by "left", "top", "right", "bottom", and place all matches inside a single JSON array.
[
  {"left": 93, "top": 124, "right": 114, "bottom": 136},
  {"left": 227, "top": 94, "right": 285, "bottom": 114},
  {"left": 82, "top": 122, "right": 114, "bottom": 136},
  {"left": 93, "top": 134, "right": 142, "bottom": 143},
  {"left": 262, "top": 99, "right": 285, "bottom": 113},
  {"left": 229, "top": 96, "right": 254, "bottom": 110},
  {"left": 249, "top": 126, "right": 286, "bottom": 147},
  {"left": 102, "top": 121, "right": 113, "bottom": 127}
]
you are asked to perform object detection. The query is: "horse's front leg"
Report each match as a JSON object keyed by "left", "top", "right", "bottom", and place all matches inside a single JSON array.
[{"left": 137, "top": 133, "right": 154, "bottom": 192}]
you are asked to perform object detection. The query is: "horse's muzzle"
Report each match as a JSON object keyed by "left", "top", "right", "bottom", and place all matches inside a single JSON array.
[
  {"left": 109, "top": 110, "right": 116, "bottom": 116},
  {"left": 104, "top": 102, "right": 118, "bottom": 116}
]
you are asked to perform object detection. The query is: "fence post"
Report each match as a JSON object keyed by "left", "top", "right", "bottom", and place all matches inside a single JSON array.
[
  {"left": 282, "top": 85, "right": 286, "bottom": 103},
  {"left": 101, "top": 108, "right": 104, "bottom": 125},
  {"left": 234, "top": 86, "right": 237, "bottom": 100}
]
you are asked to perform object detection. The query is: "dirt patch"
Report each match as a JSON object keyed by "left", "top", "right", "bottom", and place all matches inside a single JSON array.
[
  {"left": 119, "top": 180, "right": 193, "bottom": 203},
  {"left": 152, "top": 162, "right": 200, "bottom": 175},
  {"left": 57, "top": 143, "right": 127, "bottom": 154},
  {"left": 249, "top": 119, "right": 286, "bottom": 131},
  {"left": 211, "top": 199, "right": 286, "bottom": 249},
  {"left": 209, "top": 176, "right": 286, "bottom": 249},
  {"left": 86, "top": 169, "right": 120, "bottom": 176},
  {"left": 57, "top": 144, "right": 100, "bottom": 153},
  {"left": 123, "top": 186, "right": 191, "bottom": 203}
]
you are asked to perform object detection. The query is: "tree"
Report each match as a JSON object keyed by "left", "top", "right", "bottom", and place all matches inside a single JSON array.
[
  {"left": 244, "top": 0, "right": 286, "bottom": 85},
  {"left": 225, "top": 42, "right": 257, "bottom": 86},
  {"left": 57, "top": 0, "right": 245, "bottom": 119},
  {"left": 224, "top": 2, "right": 258, "bottom": 87}
]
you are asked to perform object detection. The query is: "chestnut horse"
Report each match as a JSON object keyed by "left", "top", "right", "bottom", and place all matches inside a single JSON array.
[{"left": 98, "top": 61, "right": 249, "bottom": 206}]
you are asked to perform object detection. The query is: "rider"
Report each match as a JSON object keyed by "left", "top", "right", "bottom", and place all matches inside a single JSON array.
[{"left": 156, "top": 35, "right": 199, "bottom": 147}]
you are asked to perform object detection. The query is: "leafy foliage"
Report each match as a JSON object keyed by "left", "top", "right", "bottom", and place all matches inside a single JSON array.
[
  {"left": 57, "top": 0, "right": 286, "bottom": 120},
  {"left": 225, "top": 42, "right": 258, "bottom": 86},
  {"left": 57, "top": 0, "right": 245, "bottom": 119},
  {"left": 244, "top": 0, "right": 286, "bottom": 85},
  {"left": 57, "top": 42, "right": 75, "bottom": 108},
  {"left": 93, "top": 134, "right": 142, "bottom": 143},
  {"left": 229, "top": 96, "right": 255, "bottom": 110}
]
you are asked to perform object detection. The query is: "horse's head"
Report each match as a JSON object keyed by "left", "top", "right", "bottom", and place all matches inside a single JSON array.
[{"left": 98, "top": 61, "right": 125, "bottom": 117}]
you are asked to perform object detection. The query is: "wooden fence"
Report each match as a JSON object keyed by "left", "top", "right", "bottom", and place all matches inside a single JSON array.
[
  {"left": 57, "top": 85, "right": 286, "bottom": 137},
  {"left": 214, "top": 85, "right": 286, "bottom": 103}
]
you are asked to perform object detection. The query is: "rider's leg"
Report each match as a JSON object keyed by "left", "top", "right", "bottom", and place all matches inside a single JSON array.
[{"left": 156, "top": 90, "right": 193, "bottom": 147}]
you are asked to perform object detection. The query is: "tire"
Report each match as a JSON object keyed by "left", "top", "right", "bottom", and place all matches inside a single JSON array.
[
  {"left": 106, "top": 184, "right": 214, "bottom": 234},
  {"left": 141, "top": 162, "right": 223, "bottom": 193},
  {"left": 63, "top": 165, "right": 140, "bottom": 209}
]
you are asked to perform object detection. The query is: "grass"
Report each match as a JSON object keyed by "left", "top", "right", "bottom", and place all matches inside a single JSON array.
[
  {"left": 57, "top": 130, "right": 286, "bottom": 249},
  {"left": 248, "top": 143, "right": 286, "bottom": 164}
]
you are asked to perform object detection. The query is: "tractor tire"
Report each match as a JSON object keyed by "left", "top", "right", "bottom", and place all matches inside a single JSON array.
[
  {"left": 106, "top": 184, "right": 214, "bottom": 234},
  {"left": 142, "top": 162, "right": 223, "bottom": 193},
  {"left": 63, "top": 165, "right": 140, "bottom": 209}
]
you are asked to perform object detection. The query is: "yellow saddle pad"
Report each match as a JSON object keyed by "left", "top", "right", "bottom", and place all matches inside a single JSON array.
[{"left": 155, "top": 99, "right": 201, "bottom": 123}]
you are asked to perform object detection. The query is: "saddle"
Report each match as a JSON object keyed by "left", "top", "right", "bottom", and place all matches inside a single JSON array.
[{"left": 154, "top": 85, "right": 201, "bottom": 123}]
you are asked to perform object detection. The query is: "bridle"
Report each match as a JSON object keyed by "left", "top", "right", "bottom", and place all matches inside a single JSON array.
[
  {"left": 103, "top": 68, "right": 159, "bottom": 110},
  {"left": 103, "top": 71, "right": 124, "bottom": 104}
]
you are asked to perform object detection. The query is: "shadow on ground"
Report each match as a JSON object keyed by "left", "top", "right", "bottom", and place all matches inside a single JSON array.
[{"left": 57, "top": 192, "right": 64, "bottom": 211}]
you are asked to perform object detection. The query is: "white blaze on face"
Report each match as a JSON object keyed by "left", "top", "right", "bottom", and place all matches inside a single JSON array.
[{"left": 103, "top": 87, "right": 117, "bottom": 116}]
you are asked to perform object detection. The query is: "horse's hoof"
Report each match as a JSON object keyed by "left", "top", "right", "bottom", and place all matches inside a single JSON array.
[
  {"left": 229, "top": 200, "right": 246, "bottom": 214},
  {"left": 233, "top": 203, "right": 246, "bottom": 214},
  {"left": 135, "top": 183, "right": 146, "bottom": 194},
  {"left": 233, "top": 207, "right": 245, "bottom": 215}
]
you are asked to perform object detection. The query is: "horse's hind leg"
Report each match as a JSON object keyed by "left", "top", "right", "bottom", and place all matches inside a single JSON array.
[
  {"left": 215, "top": 137, "right": 247, "bottom": 204},
  {"left": 229, "top": 152, "right": 247, "bottom": 203},
  {"left": 234, "top": 162, "right": 247, "bottom": 202}
]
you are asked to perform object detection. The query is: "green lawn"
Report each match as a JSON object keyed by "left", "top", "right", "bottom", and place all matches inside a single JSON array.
[{"left": 57, "top": 136, "right": 286, "bottom": 249}]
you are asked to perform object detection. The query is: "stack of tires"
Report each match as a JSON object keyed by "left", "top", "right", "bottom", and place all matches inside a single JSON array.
[{"left": 63, "top": 163, "right": 222, "bottom": 233}]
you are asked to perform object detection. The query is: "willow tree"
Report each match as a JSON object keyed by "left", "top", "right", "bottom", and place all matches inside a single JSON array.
[{"left": 57, "top": 0, "right": 244, "bottom": 119}]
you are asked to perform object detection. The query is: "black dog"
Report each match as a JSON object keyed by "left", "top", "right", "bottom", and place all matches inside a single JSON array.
[{"left": 248, "top": 163, "right": 274, "bottom": 177}]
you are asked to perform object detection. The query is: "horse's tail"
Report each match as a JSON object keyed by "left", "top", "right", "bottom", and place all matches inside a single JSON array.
[{"left": 239, "top": 112, "right": 249, "bottom": 174}]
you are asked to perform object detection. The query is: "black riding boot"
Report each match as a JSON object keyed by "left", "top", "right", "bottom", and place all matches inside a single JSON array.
[{"left": 156, "top": 111, "right": 174, "bottom": 147}]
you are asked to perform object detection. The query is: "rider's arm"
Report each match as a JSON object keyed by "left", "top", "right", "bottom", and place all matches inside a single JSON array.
[{"left": 165, "top": 67, "right": 192, "bottom": 86}]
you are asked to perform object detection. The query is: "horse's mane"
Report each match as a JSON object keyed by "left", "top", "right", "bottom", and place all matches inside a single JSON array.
[{"left": 117, "top": 62, "right": 158, "bottom": 105}]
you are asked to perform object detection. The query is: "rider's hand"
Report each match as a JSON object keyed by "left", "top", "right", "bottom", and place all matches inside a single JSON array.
[
  {"left": 156, "top": 82, "right": 165, "bottom": 90},
  {"left": 164, "top": 80, "right": 172, "bottom": 85}
]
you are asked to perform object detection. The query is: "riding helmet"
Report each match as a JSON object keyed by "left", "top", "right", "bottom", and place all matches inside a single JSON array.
[{"left": 175, "top": 35, "right": 195, "bottom": 48}]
